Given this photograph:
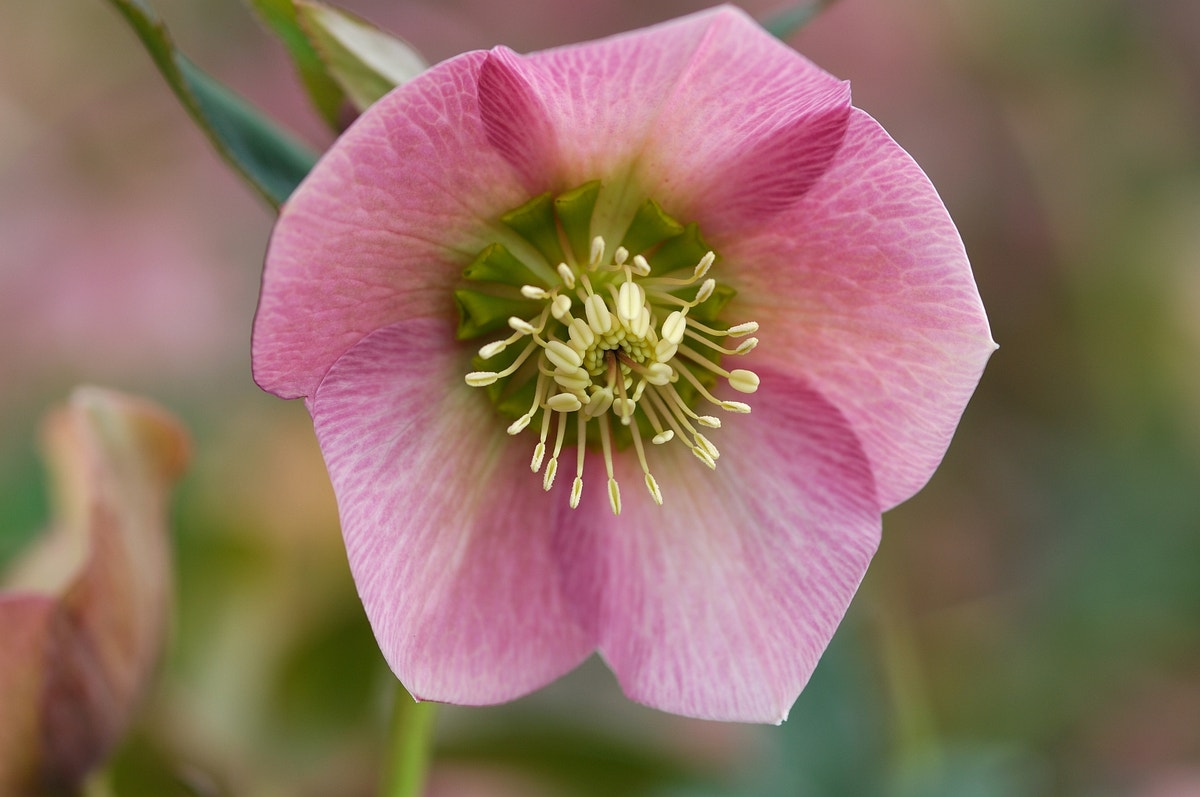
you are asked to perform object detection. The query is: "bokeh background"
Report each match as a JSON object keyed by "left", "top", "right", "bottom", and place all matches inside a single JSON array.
[{"left": 3, "top": 0, "right": 1199, "bottom": 794}]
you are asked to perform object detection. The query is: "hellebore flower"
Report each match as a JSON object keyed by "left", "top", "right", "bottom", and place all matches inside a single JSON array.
[
  {"left": 0, "top": 388, "right": 188, "bottom": 794},
  {"left": 252, "top": 6, "right": 995, "bottom": 722}
]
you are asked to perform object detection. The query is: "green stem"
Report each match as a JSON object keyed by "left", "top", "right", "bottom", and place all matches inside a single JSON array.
[{"left": 381, "top": 685, "right": 438, "bottom": 797}]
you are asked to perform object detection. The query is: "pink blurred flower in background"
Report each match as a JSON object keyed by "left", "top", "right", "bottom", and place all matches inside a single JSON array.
[
  {"left": 0, "top": 388, "right": 188, "bottom": 795},
  {"left": 253, "top": 5, "right": 994, "bottom": 722}
]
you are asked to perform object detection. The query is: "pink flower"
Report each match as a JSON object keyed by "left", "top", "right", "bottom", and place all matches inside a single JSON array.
[
  {"left": 252, "top": 6, "right": 994, "bottom": 722},
  {"left": 0, "top": 388, "right": 188, "bottom": 793}
]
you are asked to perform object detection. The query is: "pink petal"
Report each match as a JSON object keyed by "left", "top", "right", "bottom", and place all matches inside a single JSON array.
[
  {"left": 475, "top": 6, "right": 848, "bottom": 235},
  {"left": 730, "top": 108, "right": 996, "bottom": 510},
  {"left": 309, "top": 318, "right": 594, "bottom": 705},
  {"left": 555, "top": 369, "right": 880, "bottom": 723},
  {"left": 253, "top": 50, "right": 532, "bottom": 401}
]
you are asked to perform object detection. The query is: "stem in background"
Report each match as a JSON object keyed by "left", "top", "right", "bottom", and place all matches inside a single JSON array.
[{"left": 381, "top": 685, "right": 438, "bottom": 797}]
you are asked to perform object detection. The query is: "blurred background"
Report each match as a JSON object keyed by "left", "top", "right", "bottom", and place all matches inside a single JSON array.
[{"left": 2, "top": 0, "right": 1198, "bottom": 794}]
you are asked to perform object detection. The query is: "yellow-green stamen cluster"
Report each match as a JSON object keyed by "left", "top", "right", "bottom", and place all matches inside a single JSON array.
[{"left": 458, "top": 185, "right": 759, "bottom": 515}]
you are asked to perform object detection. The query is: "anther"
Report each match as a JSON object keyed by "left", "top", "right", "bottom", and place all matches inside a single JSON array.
[
  {"left": 694, "top": 251, "right": 715, "bottom": 279},
  {"left": 652, "top": 430, "right": 674, "bottom": 444},
  {"left": 465, "top": 371, "right": 499, "bottom": 387},
  {"left": 543, "top": 457, "right": 558, "bottom": 491},
  {"left": 521, "top": 284, "right": 550, "bottom": 300},
  {"left": 607, "top": 478, "right": 622, "bottom": 515},
  {"left": 551, "top": 295, "right": 573, "bottom": 319},
  {"left": 531, "top": 442, "right": 546, "bottom": 472},
  {"left": 509, "top": 317, "right": 537, "bottom": 335},
  {"left": 545, "top": 340, "right": 583, "bottom": 370},
  {"left": 734, "top": 337, "right": 759, "bottom": 354},
  {"left": 727, "top": 321, "right": 759, "bottom": 336},
  {"left": 478, "top": 340, "right": 508, "bottom": 359},
  {"left": 589, "top": 236, "right": 605, "bottom": 268},
  {"left": 556, "top": 263, "right": 577, "bottom": 289},
  {"left": 507, "top": 415, "right": 532, "bottom": 435},
  {"left": 721, "top": 400, "right": 752, "bottom": 413},
  {"left": 728, "top": 369, "right": 760, "bottom": 394},
  {"left": 584, "top": 294, "right": 612, "bottom": 334},
  {"left": 697, "top": 415, "right": 721, "bottom": 428},
  {"left": 694, "top": 278, "right": 716, "bottom": 304},
  {"left": 631, "top": 254, "right": 651, "bottom": 276},
  {"left": 644, "top": 473, "right": 663, "bottom": 505},
  {"left": 614, "top": 246, "right": 629, "bottom": 266},
  {"left": 546, "top": 393, "right": 583, "bottom": 412}
]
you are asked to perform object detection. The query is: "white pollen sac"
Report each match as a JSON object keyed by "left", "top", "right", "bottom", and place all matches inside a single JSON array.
[
  {"left": 616, "top": 281, "right": 643, "bottom": 324},
  {"left": 721, "top": 400, "right": 752, "bottom": 414},
  {"left": 694, "top": 433, "right": 720, "bottom": 460},
  {"left": 694, "top": 278, "right": 716, "bottom": 304},
  {"left": 631, "top": 254, "right": 651, "bottom": 276},
  {"left": 531, "top": 442, "right": 546, "bottom": 472},
  {"left": 546, "top": 393, "right": 583, "bottom": 412},
  {"left": 520, "top": 284, "right": 550, "bottom": 300},
  {"left": 584, "top": 387, "right": 614, "bottom": 417},
  {"left": 735, "top": 337, "right": 759, "bottom": 355},
  {"left": 727, "top": 321, "right": 759, "bottom": 337},
  {"left": 553, "top": 368, "right": 591, "bottom": 393},
  {"left": 551, "top": 295, "right": 573, "bottom": 319},
  {"left": 556, "top": 263, "right": 577, "bottom": 289},
  {"left": 478, "top": 340, "right": 507, "bottom": 359},
  {"left": 607, "top": 477, "right": 622, "bottom": 515},
  {"left": 632, "top": 306, "right": 652, "bottom": 338},
  {"left": 545, "top": 340, "right": 583, "bottom": 370},
  {"left": 589, "top": 236, "right": 605, "bottom": 268},
  {"left": 508, "top": 317, "right": 537, "bottom": 335},
  {"left": 465, "top": 371, "right": 499, "bottom": 387},
  {"left": 694, "top": 251, "right": 715, "bottom": 279},
  {"left": 645, "top": 473, "right": 663, "bottom": 505},
  {"left": 568, "top": 317, "right": 595, "bottom": 350},
  {"left": 644, "top": 362, "right": 673, "bottom": 385},
  {"left": 614, "top": 246, "right": 629, "bottom": 266},
  {"left": 661, "top": 310, "right": 687, "bottom": 345},
  {"left": 611, "top": 397, "right": 636, "bottom": 421},
  {"left": 652, "top": 430, "right": 675, "bottom": 445},
  {"left": 570, "top": 476, "right": 584, "bottom": 509},
  {"left": 507, "top": 415, "right": 532, "bottom": 435},
  {"left": 691, "top": 446, "right": 717, "bottom": 469},
  {"left": 654, "top": 340, "right": 679, "bottom": 363},
  {"left": 697, "top": 415, "right": 721, "bottom": 428},
  {"left": 543, "top": 457, "right": 558, "bottom": 491},
  {"left": 728, "top": 369, "right": 760, "bottom": 394},
  {"left": 584, "top": 294, "right": 613, "bottom": 334}
]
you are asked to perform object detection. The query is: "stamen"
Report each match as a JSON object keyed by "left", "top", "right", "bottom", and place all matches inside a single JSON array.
[
  {"left": 589, "top": 236, "right": 605, "bottom": 269},
  {"left": 571, "top": 415, "right": 587, "bottom": 509},
  {"left": 556, "top": 263, "right": 577, "bottom": 289},
  {"left": 521, "top": 284, "right": 550, "bottom": 300},
  {"left": 631, "top": 254, "right": 651, "bottom": 276}
]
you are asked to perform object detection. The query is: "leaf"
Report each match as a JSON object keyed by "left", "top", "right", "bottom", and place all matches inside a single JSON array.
[
  {"left": 761, "top": 0, "right": 837, "bottom": 40},
  {"left": 246, "top": 0, "right": 347, "bottom": 128},
  {"left": 104, "top": 0, "right": 318, "bottom": 208},
  {"left": 295, "top": 0, "right": 428, "bottom": 112}
]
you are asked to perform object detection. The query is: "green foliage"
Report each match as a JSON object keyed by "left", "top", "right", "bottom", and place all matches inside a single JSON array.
[{"left": 104, "top": 0, "right": 317, "bottom": 208}]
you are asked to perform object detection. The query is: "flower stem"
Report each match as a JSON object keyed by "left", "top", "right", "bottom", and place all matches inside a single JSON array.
[{"left": 381, "top": 685, "right": 438, "bottom": 797}]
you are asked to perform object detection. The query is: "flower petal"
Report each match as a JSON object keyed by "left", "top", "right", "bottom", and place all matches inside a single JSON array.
[
  {"left": 732, "top": 108, "right": 996, "bottom": 510},
  {"left": 555, "top": 369, "right": 880, "bottom": 723},
  {"left": 310, "top": 318, "right": 594, "bottom": 705},
  {"left": 0, "top": 389, "right": 188, "bottom": 793},
  {"left": 253, "top": 50, "right": 531, "bottom": 401}
]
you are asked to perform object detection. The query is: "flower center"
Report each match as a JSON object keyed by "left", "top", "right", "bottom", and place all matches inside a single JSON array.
[{"left": 457, "top": 183, "right": 759, "bottom": 515}]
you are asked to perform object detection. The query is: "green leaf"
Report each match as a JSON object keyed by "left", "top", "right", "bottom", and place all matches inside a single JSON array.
[
  {"left": 246, "top": 0, "right": 347, "bottom": 128},
  {"left": 104, "top": 0, "right": 318, "bottom": 208},
  {"left": 761, "top": 0, "right": 837, "bottom": 40},
  {"left": 295, "top": 0, "right": 428, "bottom": 112}
]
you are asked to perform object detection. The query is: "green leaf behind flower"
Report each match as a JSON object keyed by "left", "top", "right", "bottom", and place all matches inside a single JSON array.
[
  {"left": 105, "top": 0, "right": 318, "bottom": 208},
  {"left": 246, "top": 0, "right": 348, "bottom": 128},
  {"left": 294, "top": 0, "right": 428, "bottom": 113},
  {"left": 761, "top": 0, "right": 837, "bottom": 40}
]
